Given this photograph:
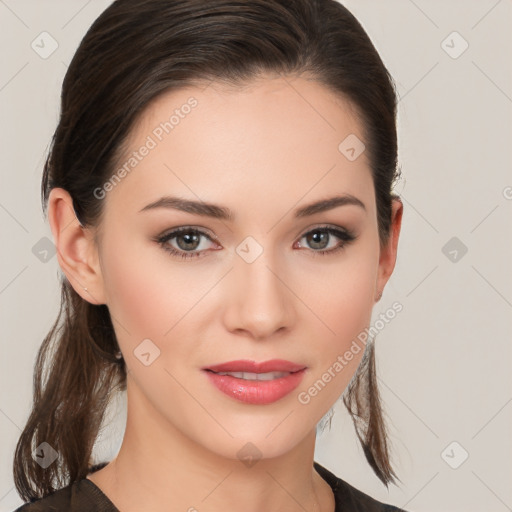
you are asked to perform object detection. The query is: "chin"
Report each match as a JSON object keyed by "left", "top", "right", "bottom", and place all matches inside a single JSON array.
[{"left": 192, "top": 413, "right": 317, "bottom": 464}]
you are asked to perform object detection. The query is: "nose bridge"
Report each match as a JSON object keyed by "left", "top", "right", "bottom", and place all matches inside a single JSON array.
[{"left": 225, "top": 236, "right": 293, "bottom": 338}]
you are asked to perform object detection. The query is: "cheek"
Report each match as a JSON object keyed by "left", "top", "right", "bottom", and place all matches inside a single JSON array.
[
  {"left": 299, "top": 239, "right": 378, "bottom": 388},
  {"left": 100, "top": 231, "right": 177, "bottom": 341},
  {"left": 306, "top": 244, "right": 377, "bottom": 335},
  {"left": 99, "top": 231, "right": 214, "bottom": 363}
]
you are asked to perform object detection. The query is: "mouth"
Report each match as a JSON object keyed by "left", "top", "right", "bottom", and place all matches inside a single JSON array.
[{"left": 202, "top": 359, "right": 307, "bottom": 405}]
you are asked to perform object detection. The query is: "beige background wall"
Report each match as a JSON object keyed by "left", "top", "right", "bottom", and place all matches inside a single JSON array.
[{"left": 1, "top": 1, "right": 511, "bottom": 511}]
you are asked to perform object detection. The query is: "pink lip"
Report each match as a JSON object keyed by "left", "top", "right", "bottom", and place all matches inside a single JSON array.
[
  {"left": 202, "top": 359, "right": 307, "bottom": 405},
  {"left": 203, "top": 359, "right": 306, "bottom": 373}
]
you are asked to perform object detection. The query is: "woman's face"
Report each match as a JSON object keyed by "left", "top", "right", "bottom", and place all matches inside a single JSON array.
[{"left": 79, "top": 74, "right": 401, "bottom": 461}]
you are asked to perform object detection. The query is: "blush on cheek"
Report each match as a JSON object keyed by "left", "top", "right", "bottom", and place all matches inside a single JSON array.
[
  {"left": 314, "top": 278, "right": 374, "bottom": 373},
  {"left": 102, "top": 245, "right": 210, "bottom": 359},
  {"left": 100, "top": 240, "right": 165, "bottom": 341}
]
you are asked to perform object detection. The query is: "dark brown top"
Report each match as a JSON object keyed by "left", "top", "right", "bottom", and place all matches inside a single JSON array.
[{"left": 13, "top": 461, "right": 407, "bottom": 511}]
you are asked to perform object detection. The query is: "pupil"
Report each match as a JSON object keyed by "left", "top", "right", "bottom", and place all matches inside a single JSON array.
[
  {"left": 309, "top": 231, "right": 327, "bottom": 249},
  {"left": 178, "top": 232, "right": 199, "bottom": 250}
]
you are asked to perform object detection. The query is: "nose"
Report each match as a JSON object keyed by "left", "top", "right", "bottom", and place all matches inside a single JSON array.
[{"left": 222, "top": 249, "right": 295, "bottom": 340}]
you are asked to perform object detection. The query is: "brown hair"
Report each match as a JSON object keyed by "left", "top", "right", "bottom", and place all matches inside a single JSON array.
[{"left": 13, "top": 0, "right": 401, "bottom": 502}]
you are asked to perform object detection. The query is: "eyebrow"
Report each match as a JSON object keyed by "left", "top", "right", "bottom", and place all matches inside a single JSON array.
[{"left": 138, "top": 194, "right": 366, "bottom": 221}]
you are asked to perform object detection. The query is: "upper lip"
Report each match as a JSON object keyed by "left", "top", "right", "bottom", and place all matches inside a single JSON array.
[{"left": 203, "top": 359, "right": 306, "bottom": 373}]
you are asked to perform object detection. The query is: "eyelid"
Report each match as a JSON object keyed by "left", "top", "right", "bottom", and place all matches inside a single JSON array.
[
  {"left": 294, "top": 222, "right": 354, "bottom": 239},
  {"left": 158, "top": 225, "right": 219, "bottom": 242}
]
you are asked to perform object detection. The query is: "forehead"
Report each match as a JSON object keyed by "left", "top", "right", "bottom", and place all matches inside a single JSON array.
[{"left": 102, "top": 74, "right": 374, "bottom": 222}]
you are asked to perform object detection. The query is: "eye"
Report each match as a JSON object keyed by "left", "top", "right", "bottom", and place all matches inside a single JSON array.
[
  {"left": 295, "top": 225, "right": 356, "bottom": 257},
  {"left": 156, "top": 227, "right": 218, "bottom": 260}
]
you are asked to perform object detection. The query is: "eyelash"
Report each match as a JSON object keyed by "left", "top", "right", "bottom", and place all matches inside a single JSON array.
[{"left": 155, "top": 225, "right": 356, "bottom": 260}]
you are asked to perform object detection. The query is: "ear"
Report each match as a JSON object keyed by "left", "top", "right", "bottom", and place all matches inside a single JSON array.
[
  {"left": 47, "top": 187, "right": 107, "bottom": 305},
  {"left": 375, "top": 198, "right": 403, "bottom": 302}
]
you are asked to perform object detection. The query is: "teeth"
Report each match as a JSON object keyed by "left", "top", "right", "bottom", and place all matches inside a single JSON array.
[{"left": 215, "top": 371, "right": 289, "bottom": 381}]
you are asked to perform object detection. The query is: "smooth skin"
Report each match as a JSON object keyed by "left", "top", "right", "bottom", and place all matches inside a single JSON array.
[{"left": 48, "top": 73, "right": 403, "bottom": 512}]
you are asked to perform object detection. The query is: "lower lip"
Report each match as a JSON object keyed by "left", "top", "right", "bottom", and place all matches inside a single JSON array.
[{"left": 203, "top": 369, "right": 306, "bottom": 405}]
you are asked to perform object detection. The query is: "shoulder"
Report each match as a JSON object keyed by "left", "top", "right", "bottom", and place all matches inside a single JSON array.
[
  {"left": 313, "top": 461, "right": 408, "bottom": 512},
  {"left": 12, "top": 484, "right": 73, "bottom": 512},
  {"left": 12, "top": 478, "right": 118, "bottom": 512}
]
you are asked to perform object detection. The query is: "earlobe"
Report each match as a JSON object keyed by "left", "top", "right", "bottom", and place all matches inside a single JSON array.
[
  {"left": 47, "top": 187, "right": 107, "bottom": 305},
  {"left": 375, "top": 198, "right": 403, "bottom": 301}
]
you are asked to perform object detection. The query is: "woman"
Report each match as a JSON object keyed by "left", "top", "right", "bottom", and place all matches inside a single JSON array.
[{"left": 12, "top": 0, "right": 405, "bottom": 510}]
